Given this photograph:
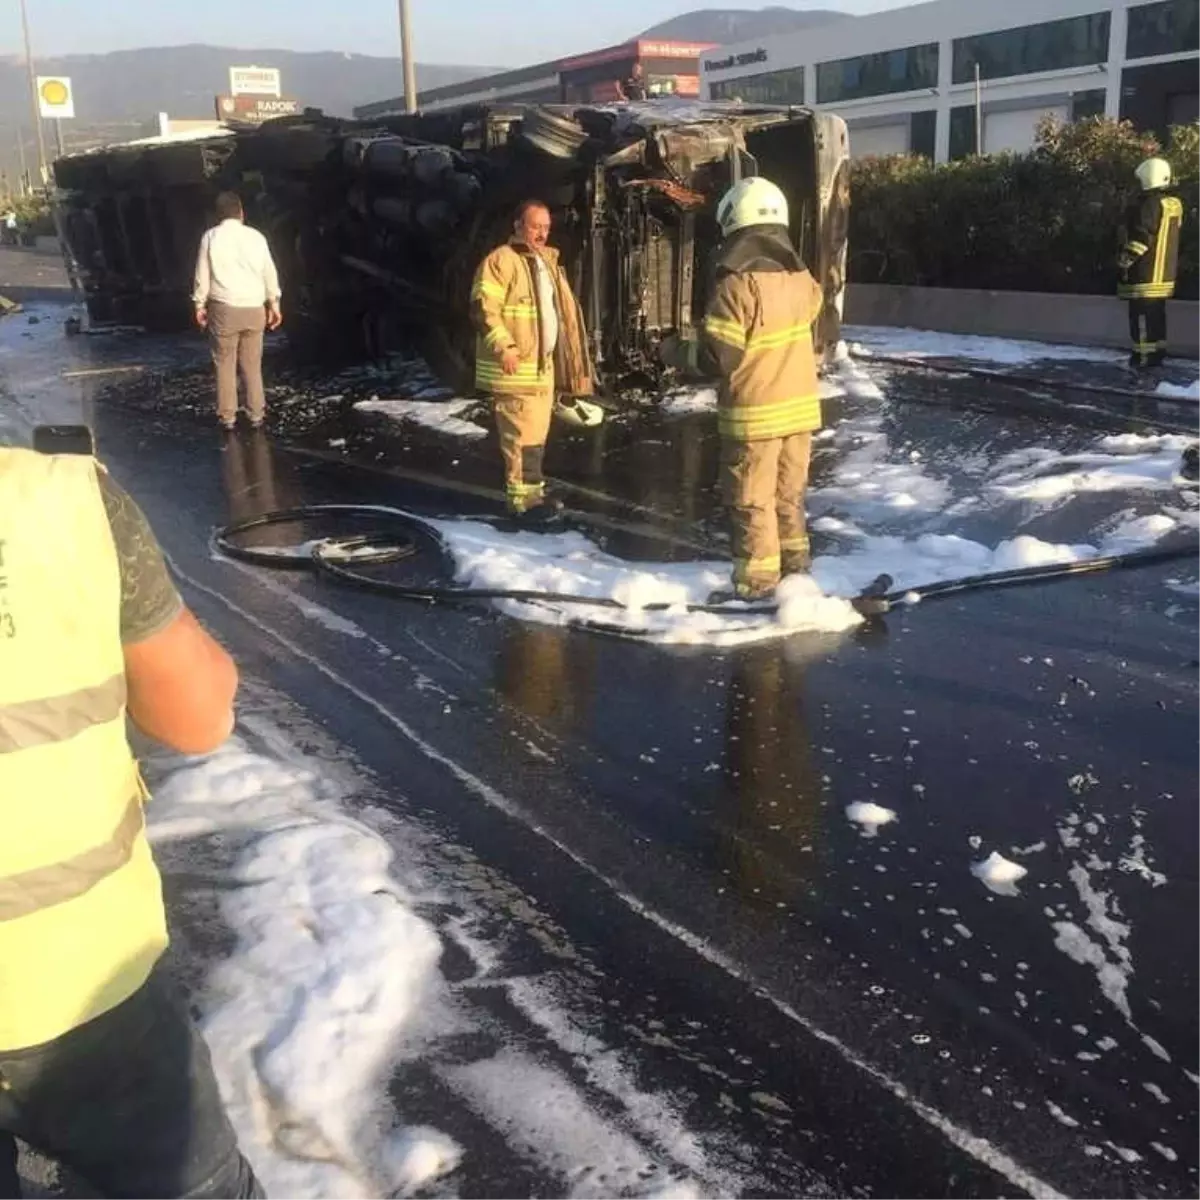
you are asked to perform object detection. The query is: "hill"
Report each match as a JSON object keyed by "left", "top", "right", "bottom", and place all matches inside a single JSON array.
[
  {"left": 0, "top": 44, "right": 495, "bottom": 184},
  {"left": 639, "top": 5, "right": 849, "bottom": 43}
]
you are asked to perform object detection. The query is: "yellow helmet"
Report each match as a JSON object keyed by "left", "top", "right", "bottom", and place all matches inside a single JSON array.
[
  {"left": 1135, "top": 157, "right": 1172, "bottom": 191},
  {"left": 715, "top": 176, "right": 788, "bottom": 236}
]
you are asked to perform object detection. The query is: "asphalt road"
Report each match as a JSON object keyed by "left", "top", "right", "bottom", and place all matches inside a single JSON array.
[{"left": 1, "top": 253, "right": 1196, "bottom": 1198}]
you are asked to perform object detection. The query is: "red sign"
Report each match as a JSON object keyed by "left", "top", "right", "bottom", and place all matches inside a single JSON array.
[
  {"left": 636, "top": 41, "right": 716, "bottom": 59},
  {"left": 215, "top": 94, "right": 301, "bottom": 123},
  {"left": 558, "top": 38, "right": 715, "bottom": 72}
]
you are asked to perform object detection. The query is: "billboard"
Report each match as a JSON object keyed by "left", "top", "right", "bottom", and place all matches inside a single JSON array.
[
  {"left": 216, "top": 94, "right": 301, "bottom": 123},
  {"left": 37, "top": 76, "right": 75, "bottom": 120},
  {"left": 229, "top": 66, "right": 282, "bottom": 97}
]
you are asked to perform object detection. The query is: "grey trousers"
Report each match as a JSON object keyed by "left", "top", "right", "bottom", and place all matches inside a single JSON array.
[{"left": 208, "top": 302, "right": 266, "bottom": 423}]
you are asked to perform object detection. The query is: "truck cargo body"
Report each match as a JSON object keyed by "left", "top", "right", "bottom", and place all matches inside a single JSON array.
[{"left": 54, "top": 102, "right": 849, "bottom": 392}]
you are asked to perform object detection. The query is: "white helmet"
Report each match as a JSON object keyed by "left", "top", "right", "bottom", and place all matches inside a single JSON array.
[
  {"left": 715, "top": 176, "right": 789, "bottom": 236},
  {"left": 1135, "top": 157, "right": 1172, "bottom": 191}
]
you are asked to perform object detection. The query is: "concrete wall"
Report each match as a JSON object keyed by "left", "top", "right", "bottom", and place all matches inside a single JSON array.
[{"left": 844, "top": 283, "right": 1200, "bottom": 357}]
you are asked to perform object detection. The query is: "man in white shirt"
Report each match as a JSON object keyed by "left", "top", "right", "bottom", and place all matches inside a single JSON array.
[{"left": 192, "top": 191, "right": 282, "bottom": 430}]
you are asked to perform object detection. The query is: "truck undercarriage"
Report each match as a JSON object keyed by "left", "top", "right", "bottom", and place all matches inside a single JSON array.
[{"left": 54, "top": 102, "right": 849, "bottom": 394}]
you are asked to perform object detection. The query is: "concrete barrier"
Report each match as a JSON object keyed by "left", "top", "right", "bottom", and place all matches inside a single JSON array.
[{"left": 845, "top": 283, "right": 1199, "bottom": 358}]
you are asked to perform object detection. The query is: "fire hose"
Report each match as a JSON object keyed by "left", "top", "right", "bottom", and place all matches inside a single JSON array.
[{"left": 212, "top": 504, "right": 1199, "bottom": 628}]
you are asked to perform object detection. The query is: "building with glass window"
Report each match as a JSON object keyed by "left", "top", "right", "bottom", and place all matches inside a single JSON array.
[
  {"left": 356, "top": 39, "right": 716, "bottom": 118},
  {"left": 700, "top": 0, "right": 1198, "bottom": 160}
]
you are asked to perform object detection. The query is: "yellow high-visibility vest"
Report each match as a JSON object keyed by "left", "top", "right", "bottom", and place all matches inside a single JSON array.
[{"left": 0, "top": 448, "right": 167, "bottom": 1050}]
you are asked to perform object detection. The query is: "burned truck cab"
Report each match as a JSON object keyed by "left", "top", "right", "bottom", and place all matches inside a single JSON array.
[
  {"left": 369, "top": 101, "right": 849, "bottom": 391},
  {"left": 53, "top": 101, "right": 849, "bottom": 397}
]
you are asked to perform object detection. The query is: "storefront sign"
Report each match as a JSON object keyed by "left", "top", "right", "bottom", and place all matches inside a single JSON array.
[
  {"left": 37, "top": 75, "right": 75, "bottom": 119},
  {"left": 216, "top": 94, "right": 301, "bottom": 122},
  {"left": 703, "top": 47, "right": 769, "bottom": 73},
  {"left": 229, "top": 66, "right": 282, "bottom": 97}
]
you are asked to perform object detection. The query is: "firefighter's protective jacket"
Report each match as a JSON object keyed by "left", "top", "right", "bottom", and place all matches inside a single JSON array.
[
  {"left": 470, "top": 240, "right": 593, "bottom": 397},
  {"left": 1118, "top": 191, "right": 1184, "bottom": 300},
  {"left": 0, "top": 449, "right": 168, "bottom": 1050},
  {"left": 696, "top": 228, "right": 824, "bottom": 440}
]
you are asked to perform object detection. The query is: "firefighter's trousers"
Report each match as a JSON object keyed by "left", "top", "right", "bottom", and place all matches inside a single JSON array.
[
  {"left": 493, "top": 381, "right": 554, "bottom": 513},
  {"left": 1128, "top": 298, "right": 1167, "bottom": 365},
  {"left": 721, "top": 432, "right": 814, "bottom": 596}
]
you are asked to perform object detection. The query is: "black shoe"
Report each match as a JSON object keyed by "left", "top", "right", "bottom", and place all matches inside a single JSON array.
[{"left": 510, "top": 501, "right": 565, "bottom": 530}]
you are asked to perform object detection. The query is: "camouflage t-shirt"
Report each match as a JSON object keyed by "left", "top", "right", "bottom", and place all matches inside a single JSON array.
[{"left": 97, "top": 469, "right": 183, "bottom": 644}]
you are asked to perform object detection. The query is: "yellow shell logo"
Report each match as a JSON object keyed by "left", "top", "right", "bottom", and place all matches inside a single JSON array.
[{"left": 40, "top": 79, "right": 69, "bottom": 106}]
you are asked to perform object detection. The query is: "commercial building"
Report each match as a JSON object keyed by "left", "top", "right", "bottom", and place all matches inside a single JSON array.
[
  {"left": 699, "top": 0, "right": 1198, "bottom": 160},
  {"left": 355, "top": 38, "right": 715, "bottom": 117}
]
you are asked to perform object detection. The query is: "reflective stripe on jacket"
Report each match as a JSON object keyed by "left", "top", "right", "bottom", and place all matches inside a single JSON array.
[
  {"left": 1118, "top": 192, "right": 1184, "bottom": 300},
  {"left": 470, "top": 241, "right": 593, "bottom": 397},
  {"left": 700, "top": 266, "right": 824, "bottom": 440},
  {"left": 0, "top": 448, "right": 168, "bottom": 1050}
]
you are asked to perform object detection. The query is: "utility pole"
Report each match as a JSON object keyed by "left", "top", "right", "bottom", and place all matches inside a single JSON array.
[
  {"left": 15, "top": 128, "right": 29, "bottom": 197},
  {"left": 399, "top": 0, "right": 417, "bottom": 112},
  {"left": 973, "top": 62, "right": 982, "bottom": 156},
  {"left": 19, "top": 0, "right": 48, "bottom": 187}
]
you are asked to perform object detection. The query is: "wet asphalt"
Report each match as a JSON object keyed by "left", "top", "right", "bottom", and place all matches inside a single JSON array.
[{"left": 1, "top": 247, "right": 1197, "bottom": 1198}]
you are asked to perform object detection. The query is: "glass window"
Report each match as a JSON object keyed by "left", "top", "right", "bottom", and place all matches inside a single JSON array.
[
  {"left": 1070, "top": 89, "right": 1107, "bottom": 120},
  {"left": 1126, "top": 0, "right": 1200, "bottom": 60},
  {"left": 815, "top": 44, "right": 938, "bottom": 103},
  {"left": 952, "top": 13, "right": 1110, "bottom": 84},
  {"left": 949, "top": 104, "right": 978, "bottom": 159},
  {"left": 709, "top": 66, "right": 806, "bottom": 105},
  {"left": 910, "top": 109, "right": 937, "bottom": 158}
]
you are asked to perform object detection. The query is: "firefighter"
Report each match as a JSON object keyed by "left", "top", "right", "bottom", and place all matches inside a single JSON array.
[
  {"left": 1118, "top": 157, "right": 1184, "bottom": 370},
  {"left": 470, "top": 200, "right": 601, "bottom": 523},
  {"left": 664, "top": 176, "right": 824, "bottom": 600}
]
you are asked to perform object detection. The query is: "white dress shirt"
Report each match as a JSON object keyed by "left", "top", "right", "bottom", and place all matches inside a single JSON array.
[
  {"left": 192, "top": 218, "right": 281, "bottom": 309},
  {"left": 532, "top": 254, "right": 559, "bottom": 355}
]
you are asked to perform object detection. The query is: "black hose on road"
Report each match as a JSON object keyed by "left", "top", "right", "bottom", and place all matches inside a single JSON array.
[{"left": 212, "top": 503, "right": 1200, "bottom": 624}]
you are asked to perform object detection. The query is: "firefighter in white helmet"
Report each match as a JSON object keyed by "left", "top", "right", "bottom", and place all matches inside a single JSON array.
[
  {"left": 664, "top": 176, "right": 825, "bottom": 600},
  {"left": 1118, "top": 157, "right": 1183, "bottom": 369}
]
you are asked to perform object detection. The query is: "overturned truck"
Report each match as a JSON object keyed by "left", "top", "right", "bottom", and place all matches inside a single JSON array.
[{"left": 54, "top": 103, "right": 849, "bottom": 393}]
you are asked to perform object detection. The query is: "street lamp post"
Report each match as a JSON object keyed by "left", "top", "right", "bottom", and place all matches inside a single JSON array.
[
  {"left": 399, "top": 0, "right": 417, "bottom": 113},
  {"left": 19, "top": 0, "right": 49, "bottom": 187}
]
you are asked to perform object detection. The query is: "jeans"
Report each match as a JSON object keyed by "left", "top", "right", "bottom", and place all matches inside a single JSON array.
[{"left": 0, "top": 965, "right": 262, "bottom": 1198}]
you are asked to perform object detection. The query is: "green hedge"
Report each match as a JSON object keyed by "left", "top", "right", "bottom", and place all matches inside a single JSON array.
[{"left": 848, "top": 118, "right": 1199, "bottom": 301}]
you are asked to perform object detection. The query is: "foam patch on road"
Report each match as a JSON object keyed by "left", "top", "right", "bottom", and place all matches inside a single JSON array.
[
  {"left": 146, "top": 739, "right": 461, "bottom": 1198},
  {"left": 660, "top": 351, "right": 886, "bottom": 417},
  {"left": 844, "top": 325, "right": 1128, "bottom": 367},
  {"left": 1155, "top": 379, "right": 1200, "bottom": 401},
  {"left": 429, "top": 508, "right": 1193, "bottom": 644},
  {"left": 986, "top": 435, "right": 1192, "bottom": 503},
  {"left": 355, "top": 396, "right": 487, "bottom": 439},
  {"left": 428, "top": 518, "right": 862, "bottom": 645}
]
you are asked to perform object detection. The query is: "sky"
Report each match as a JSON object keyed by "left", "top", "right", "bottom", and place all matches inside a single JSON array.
[{"left": 3, "top": 0, "right": 916, "bottom": 65}]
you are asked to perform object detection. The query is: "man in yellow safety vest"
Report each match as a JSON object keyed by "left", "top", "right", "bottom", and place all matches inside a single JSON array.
[{"left": 0, "top": 445, "right": 262, "bottom": 1197}]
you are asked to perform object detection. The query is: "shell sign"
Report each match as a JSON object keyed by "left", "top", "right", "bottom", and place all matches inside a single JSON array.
[{"left": 36, "top": 76, "right": 75, "bottom": 119}]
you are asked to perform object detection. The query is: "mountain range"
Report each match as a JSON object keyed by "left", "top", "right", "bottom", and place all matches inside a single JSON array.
[
  {"left": 1, "top": 6, "right": 851, "bottom": 181},
  {"left": 640, "top": 6, "right": 846, "bottom": 41}
]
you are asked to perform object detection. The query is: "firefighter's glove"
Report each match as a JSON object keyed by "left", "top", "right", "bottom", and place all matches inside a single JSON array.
[{"left": 1116, "top": 247, "right": 1137, "bottom": 271}]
